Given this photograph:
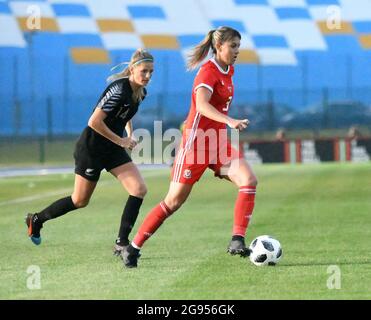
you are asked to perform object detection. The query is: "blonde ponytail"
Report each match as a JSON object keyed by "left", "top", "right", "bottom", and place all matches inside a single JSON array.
[{"left": 107, "top": 48, "right": 154, "bottom": 102}]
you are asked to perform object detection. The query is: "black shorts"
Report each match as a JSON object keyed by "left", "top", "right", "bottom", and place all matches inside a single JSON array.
[{"left": 73, "top": 143, "right": 132, "bottom": 181}]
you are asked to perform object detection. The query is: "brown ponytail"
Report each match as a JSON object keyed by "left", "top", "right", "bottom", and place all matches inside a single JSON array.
[
  {"left": 186, "top": 26, "right": 241, "bottom": 71},
  {"left": 187, "top": 30, "right": 215, "bottom": 71}
]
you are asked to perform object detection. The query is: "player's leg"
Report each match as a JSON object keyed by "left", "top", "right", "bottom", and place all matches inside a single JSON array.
[
  {"left": 122, "top": 145, "right": 206, "bottom": 267},
  {"left": 222, "top": 157, "right": 257, "bottom": 256},
  {"left": 123, "top": 182, "right": 194, "bottom": 267},
  {"left": 25, "top": 174, "right": 98, "bottom": 245},
  {"left": 110, "top": 162, "right": 147, "bottom": 255},
  {"left": 133, "top": 181, "right": 193, "bottom": 247}
]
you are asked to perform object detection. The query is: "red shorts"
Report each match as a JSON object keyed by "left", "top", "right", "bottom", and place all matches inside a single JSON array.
[{"left": 171, "top": 141, "right": 243, "bottom": 185}]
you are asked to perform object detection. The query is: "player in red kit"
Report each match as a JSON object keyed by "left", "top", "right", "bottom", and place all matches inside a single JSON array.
[
  {"left": 122, "top": 27, "right": 257, "bottom": 268},
  {"left": 173, "top": 54, "right": 239, "bottom": 185}
]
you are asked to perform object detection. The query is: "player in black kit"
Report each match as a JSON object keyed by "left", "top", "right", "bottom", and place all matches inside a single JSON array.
[{"left": 25, "top": 49, "right": 154, "bottom": 256}]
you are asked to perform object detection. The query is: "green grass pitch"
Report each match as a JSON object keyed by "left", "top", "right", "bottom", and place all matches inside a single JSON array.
[{"left": 0, "top": 163, "right": 370, "bottom": 299}]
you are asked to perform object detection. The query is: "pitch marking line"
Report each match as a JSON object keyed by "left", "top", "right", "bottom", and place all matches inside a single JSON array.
[{"left": 0, "top": 170, "right": 168, "bottom": 207}]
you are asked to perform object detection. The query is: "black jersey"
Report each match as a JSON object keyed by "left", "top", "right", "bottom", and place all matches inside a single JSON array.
[{"left": 76, "top": 77, "right": 146, "bottom": 154}]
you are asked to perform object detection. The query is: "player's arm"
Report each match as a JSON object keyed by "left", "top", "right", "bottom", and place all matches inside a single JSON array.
[
  {"left": 195, "top": 87, "right": 249, "bottom": 131},
  {"left": 125, "top": 120, "right": 137, "bottom": 145},
  {"left": 88, "top": 108, "right": 136, "bottom": 150},
  {"left": 125, "top": 120, "right": 133, "bottom": 138}
]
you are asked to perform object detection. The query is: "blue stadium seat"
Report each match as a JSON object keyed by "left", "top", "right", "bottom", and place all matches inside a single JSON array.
[{"left": 0, "top": 0, "right": 370, "bottom": 135}]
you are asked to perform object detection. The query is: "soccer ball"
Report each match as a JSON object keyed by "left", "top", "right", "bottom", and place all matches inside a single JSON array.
[{"left": 249, "top": 235, "right": 282, "bottom": 266}]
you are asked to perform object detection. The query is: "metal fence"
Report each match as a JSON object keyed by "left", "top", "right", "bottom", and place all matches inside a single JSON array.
[
  {"left": 1, "top": 87, "right": 371, "bottom": 137},
  {"left": 1, "top": 53, "right": 371, "bottom": 137}
]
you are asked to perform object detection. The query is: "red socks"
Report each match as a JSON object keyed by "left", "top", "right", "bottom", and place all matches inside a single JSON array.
[
  {"left": 132, "top": 186, "right": 256, "bottom": 249},
  {"left": 132, "top": 201, "right": 173, "bottom": 248},
  {"left": 233, "top": 186, "right": 256, "bottom": 237}
]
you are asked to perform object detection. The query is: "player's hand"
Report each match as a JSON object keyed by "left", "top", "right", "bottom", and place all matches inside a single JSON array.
[
  {"left": 119, "top": 137, "right": 137, "bottom": 150},
  {"left": 227, "top": 118, "right": 250, "bottom": 131}
]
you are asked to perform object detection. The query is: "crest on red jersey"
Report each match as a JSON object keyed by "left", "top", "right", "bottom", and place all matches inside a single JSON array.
[{"left": 183, "top": 169, "right": 192, "bottom": 179}]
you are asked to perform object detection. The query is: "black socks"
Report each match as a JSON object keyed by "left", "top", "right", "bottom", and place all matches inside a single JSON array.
[
  {"left": 35, "top": 194, "right": 142, "bottom": 245},
  {"left": 117, "top": 195, "right": 143, "bottom": 246},
  {"left": 37, "top": 196, "right": 77, "bottom": 224}
]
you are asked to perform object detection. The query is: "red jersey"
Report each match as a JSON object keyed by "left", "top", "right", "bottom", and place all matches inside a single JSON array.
[
  {"left": 172, "top": 59, "right": 242, "bottom": 184},
  {"left": 182, "top": 58, "right": 234, "bottom": 150}
]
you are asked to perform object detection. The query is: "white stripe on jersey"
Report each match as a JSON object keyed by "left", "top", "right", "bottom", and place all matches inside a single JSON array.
[
  {"left": 103, "top": 93, "right": 122, "bottom": 111},
  {"left": 173, "top": 148, "right": 185, "bottom": 183},
  {"left": 210, "top": 58, "right": 230, "bottom": 75},
  {"left": 194, "top": 83, "right": 213, "bottom": 94},
  {"left": 184, "top": 112, "right": 201, "bottom": 151},
  {"left": 96, "top": 84, "right": 120, "bottom": 109},
  {"left": 174, "top": 112, "right": 201, "bottom": 182},
  {"left": 174, "top": 112, "right": 199, "bottom": 182},
  {"left": 174, "top": 112, "right": 200, "bottom": 182}
]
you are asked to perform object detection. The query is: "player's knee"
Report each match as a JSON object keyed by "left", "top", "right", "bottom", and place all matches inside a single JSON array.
[
  {"left": 240, "top": 174, "right": 258, "bottom": 187},
  {"left": 131, "top": 183, "right": 147, "bottom": 198},
  {"left": 71, "top": 194, "right": 90, "bottom": 209},
  {"left": 248, "top": 175, "right": 258, "bottom": 187},
  {"left": 165, "top": 198, "right": 184, "bottom": 212},
  {"left": 72, "top": 197, "right": 90, "bottom": 208}
]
